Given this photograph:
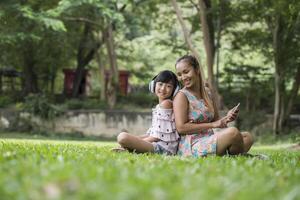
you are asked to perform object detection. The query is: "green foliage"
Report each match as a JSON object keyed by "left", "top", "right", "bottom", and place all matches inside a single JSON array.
[
  {"left": 0, "top": 0, "right": 299, "bottom": 120},
  {"left": 219, "top": 64, "right": 274, "bottom": 112},
  {"left": 0, "top": 139, "right": 299, "bottom": 200},
  {"left": 237, "top": 110, "right": 268, "bottom": 131},
  {"left": 255, "top": 131, "right": 300, "bottom": 145},
  {"left": 40, "top": 17, "right": 67, "bottom": 32},
  {"left": 53, "top": 0, "right": 123, "bottom": 22},
  {"left": 0, "top": 96, "right": 14, "bottom": 108},
  {"left": 0, "top": 0, "right": 73, "bottom": 96},
  {"left": 21, "top": 94, "right": 63, "bottom": 119},
  {"left": 230, "top": 0, "right": 300, "bottom": 79}
]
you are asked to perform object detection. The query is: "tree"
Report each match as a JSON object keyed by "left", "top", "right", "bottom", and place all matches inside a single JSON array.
[
  {"left": 171, "top": 0, "right": 233, "bottom": 112},
  {"left": 267, "top": 3, "right": 300, "bottom": 133},
  {"left": 50, "top": 0, "right": 118, "bottom": 98},
  {"left": 171, "top": 0, "right": 205, "bottom": 76},
  {"left": 0, "top": 0, "right": 68, "bottom": 96},
  {"left": 229, "top": 0, "right": 300, "bottom": 134}
]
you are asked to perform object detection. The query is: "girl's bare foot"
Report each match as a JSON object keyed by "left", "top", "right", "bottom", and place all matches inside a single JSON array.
[{"left": 111, "top": 147, "right": 128, "bottom": 152}]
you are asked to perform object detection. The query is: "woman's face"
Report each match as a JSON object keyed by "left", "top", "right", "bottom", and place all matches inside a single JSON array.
[{"left": 175, "top": 61, "right": 199, "bottom": 88}]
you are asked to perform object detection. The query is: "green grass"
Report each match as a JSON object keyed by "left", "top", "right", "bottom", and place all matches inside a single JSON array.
[{"left": 0, "top": 137, "right": 299, "bottom": 200}]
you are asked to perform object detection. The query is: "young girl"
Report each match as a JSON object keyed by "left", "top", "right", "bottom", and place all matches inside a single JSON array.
[{"left": 115, "top": 70, "right": 181, "bottom": 155}]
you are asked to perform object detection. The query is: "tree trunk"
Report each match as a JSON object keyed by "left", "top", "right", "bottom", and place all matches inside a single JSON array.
[
  {"left": 105, "top": 22, "right": 118, "bottom": 108},
  {"left": 198, "top": 0, "right": 222, "bottom": 114},
  {"left": 272, "top": 14, "right": 285, "bottom": 135},
  {"left": 96, "top": 47, "right": 106, "bottom": 101},
  {"left": 49, "top": 65, "right": 56, "bottom": 97},
  {"left": 171, "top": 0, "right": 205, "bottom": 78},
  {"left": 22, "top": 44, "right": 39, "bottom": 95},
  {"left": 246, "top": 92, "right": 250, "bottom": 112},
  {"left": 72, "top": 23, "right": 100, "bottom": 98},
  {"left": 273, "top": 72, "right": 285, "bottom": 134},
  {"left": 278, "top": 92, "right": 285, "bottom": 132},
  {"left": 72, "top": 23, "right": 90, "bottom": 98},
  {"left": 282, "top": 66, "right": 300, "bottom": 127},
  {"left": 0, "top": 74, "right": 2, "bottom": 94},
  {"left": 50, "top": 73, "right": 55, "bottom": 97},
  {"left": 215, "top": 18, "right": 221, "bottom": 90},
  {"left": 215, "top": 0, "right": 226, "bottom": 90},
  {"left": 198, "top": 0, "right": 215, "bottom": 88},
  {"left": 22, "top": 63, "right": 39, "bottom": 95}
]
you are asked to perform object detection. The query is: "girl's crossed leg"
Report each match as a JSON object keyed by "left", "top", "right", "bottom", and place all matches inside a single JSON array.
[{"left": 117, "top": 132, "right": 154, "bottom": 153}]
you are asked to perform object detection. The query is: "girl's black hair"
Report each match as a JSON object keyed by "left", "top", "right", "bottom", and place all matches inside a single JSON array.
[{"left": 154, "top": 70, "right": 179, "bottom": 96}]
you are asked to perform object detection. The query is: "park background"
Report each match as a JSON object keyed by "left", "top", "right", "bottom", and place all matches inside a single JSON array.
[{"left": 0, "top": 1, "right": 299, "bottom": 200}]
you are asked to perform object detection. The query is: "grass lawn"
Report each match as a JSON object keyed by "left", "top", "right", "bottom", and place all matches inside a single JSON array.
[{"left": 0, "top": 136, "right": 299, "bottom": 200}]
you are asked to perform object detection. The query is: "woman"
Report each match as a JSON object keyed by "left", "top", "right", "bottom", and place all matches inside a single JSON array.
[{"left": 173, "top": 55, "right": 253, "bottom": 157}]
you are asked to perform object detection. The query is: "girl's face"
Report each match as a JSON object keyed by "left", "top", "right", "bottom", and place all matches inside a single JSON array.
[
  {"left": 155, "top": 80, "right": 174, "bottom": 101},
  {"left": 175, "top": 61, "right": 199, "bottom": 88}
]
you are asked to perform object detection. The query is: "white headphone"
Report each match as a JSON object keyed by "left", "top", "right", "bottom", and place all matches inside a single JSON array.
[{"left": 149, "top": 75, "right": 180, "bottom": 97}]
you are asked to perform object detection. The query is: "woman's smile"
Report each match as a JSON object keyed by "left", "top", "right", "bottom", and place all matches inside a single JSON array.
[
  {"left": 175, "top": 62, "right": 197, "bottom": 88},
  {"left": 183, "top": 78, "right": 191, "bottom": 86}
]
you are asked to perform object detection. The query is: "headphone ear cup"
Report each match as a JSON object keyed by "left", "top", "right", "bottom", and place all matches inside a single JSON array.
[
  {"left": 149, "top": 80, "right": 155, "bottom": 93},
  {"left": 149, "top": 75, "right": 157, "bottom": 93}
]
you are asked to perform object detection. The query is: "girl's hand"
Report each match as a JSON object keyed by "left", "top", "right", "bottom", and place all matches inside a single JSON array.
[{"left": 212, "top": 117, "right": 228, "bottom": 128}]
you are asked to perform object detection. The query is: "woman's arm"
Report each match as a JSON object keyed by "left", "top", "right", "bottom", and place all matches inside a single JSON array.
[{"left": 173, "top": 92, "right": 227, "bottom": 135}]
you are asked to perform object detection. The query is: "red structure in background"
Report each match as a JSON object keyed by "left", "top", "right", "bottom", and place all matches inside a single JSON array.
[
  {"left": 118, "top": 70, "right": 130, "bottom": 95},
  {"left": 63, "top": 69, "right": 130, "bottom": 97},
  {"left": 105, "top": 70, "right": 130, "bottom": 96},
  {"left": 63, "top": 69, "right": 89, "bottom": 97}
]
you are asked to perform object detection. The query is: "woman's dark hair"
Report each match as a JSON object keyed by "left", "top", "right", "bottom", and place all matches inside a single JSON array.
[
  {"left": 175, "top": 55, "right": 200, "bottom": 70},
  {"left": 154, "top": 70, "right": 179, "bottom": 96}
]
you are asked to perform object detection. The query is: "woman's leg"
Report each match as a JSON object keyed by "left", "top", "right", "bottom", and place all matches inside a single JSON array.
[
  {"left": 117, "top": 132, "right": 154, "bottom": 153},
  {"left": 216, "top": 127, "right": 244, "bottom": 156},
  {"left": 241, "top": 131, "right": 254, "bottom": 153}
]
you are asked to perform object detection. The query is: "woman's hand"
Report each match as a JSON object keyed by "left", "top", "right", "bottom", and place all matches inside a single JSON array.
[
  {"left": 212, "top": 117, "right": 228, "bottom": 128},
  {"left": 226, "top": 106, "right": 239, "bottom": 123}
]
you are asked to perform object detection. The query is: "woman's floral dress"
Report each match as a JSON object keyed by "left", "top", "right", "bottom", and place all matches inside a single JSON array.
[{"left": 177, "top": 89, "right": 217, "bottom": 157}]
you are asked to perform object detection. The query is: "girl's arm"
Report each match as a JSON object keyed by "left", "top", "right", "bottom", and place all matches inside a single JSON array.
[
  {"left": 160, "top": 99, "right": 173, "bottom": 109},
  {"left": 173, "top": 92, "right": 227, "bottom": 135}
]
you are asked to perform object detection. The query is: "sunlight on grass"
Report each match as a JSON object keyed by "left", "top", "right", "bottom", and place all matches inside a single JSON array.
[
  {"left": 0, "top": 137, "right": 116, "bottom": 147},
  {"left": 252, "top": 143, "right": 295, "bottom": 150},
  {"left": 0, "top": 138, "right": 299, "bottom": 200}
]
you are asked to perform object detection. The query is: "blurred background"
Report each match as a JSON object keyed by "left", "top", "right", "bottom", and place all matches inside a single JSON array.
[{"left": 0, "top": 0, "right": 299, "bottom": 142}]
